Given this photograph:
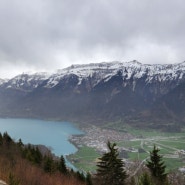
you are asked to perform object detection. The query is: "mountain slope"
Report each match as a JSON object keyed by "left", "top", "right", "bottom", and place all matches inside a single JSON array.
[{"left": 0, "top": 61, "right": 185, "bottom": 130}]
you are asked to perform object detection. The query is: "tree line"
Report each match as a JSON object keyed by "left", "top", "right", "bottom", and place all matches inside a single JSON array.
[{"left": 0, "top": 132, "right": 87, "bottom": 185}]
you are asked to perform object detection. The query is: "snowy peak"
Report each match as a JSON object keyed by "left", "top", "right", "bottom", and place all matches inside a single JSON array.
[
  {"left": 0, "top": 78, "right": 8, "bottom": 85},
  {"left": 44, "top": 60, "right": 185, "bottom": 88},
  {"left": 1, "top": 60, "right": 185, "bottom": 90},
  {"left": 1, "top": 72, "right": 49, "bottom": 91},
  {"left": 56, "top": 60, "right": 185, "bottom": 81}
]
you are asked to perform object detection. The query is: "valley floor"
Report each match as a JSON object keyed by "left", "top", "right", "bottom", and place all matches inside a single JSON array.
[{"left": 68, "top": 125, "right": 185, "bottom": 173}]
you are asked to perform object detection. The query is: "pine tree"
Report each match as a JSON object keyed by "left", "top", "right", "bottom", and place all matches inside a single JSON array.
[
  {"left": 146, "top": 145, "right": 167, "bottom": 184},
  {"left": 138, "top": 172, "right": 153, "bottom": 185},
  {"left": 0, "top": 132, "right": 3, "bottom": 145},
  {"left": 58, "top": 155, "right": 68, "bottom": 174},
  {"left": 34, "top": 147, "right": 42, "bottom": 164},
  {"left": 96, "top": 141, "right": 127, "bottom": 185},
  {"left": 75, "top": 171, "right": 86, "bottom": 182},
  {"left": 3, "top": 132, "right": 12, "bottom": 146},
  {"left": 43, "top": 155, "right": 55, "bottom": 173},
  {"left": 86, "top": 172, "right": 93, "bottom": 185},
  {"left": 17, "top": 138, "right": 23, "bottom": 148}
]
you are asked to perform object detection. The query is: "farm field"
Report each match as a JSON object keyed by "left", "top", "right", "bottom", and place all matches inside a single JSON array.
[
  {"left": 118, "top": 137, "right": 185, "bottom": 172},
  {"left": 67, "top": 146, "right": 100, "bottom": 172},
  {"left": 68, "top": 125, "right": 185, "bottom": 173},
  {"left": 117, "top": 126, "right": 185, "bottom": 172}
]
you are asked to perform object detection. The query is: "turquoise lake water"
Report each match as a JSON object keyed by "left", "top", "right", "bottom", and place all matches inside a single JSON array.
[{"left": 0, "top": 118, "right": 83, "bottom": 169}]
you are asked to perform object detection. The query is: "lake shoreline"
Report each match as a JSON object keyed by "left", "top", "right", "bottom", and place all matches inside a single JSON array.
[{"left": 0, "top": 118, "right": 84, "bottom": 170}]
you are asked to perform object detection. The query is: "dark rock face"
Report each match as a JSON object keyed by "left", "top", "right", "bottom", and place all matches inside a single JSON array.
[{"left": 0, "top": 61, "right": 185, "bottom": 129}]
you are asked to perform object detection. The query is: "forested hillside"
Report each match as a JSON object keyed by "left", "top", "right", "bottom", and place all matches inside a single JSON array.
[{"left": 0, "top": 132, "right": 86, "bottom": 185}]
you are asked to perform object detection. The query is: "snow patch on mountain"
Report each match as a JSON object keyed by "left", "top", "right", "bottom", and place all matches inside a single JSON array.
[
  {"left": 44, "top": 60, "right": 185, "bottom": 88},
  {"left": 0, "top": 79, "right": 8, "bottom": 85},
  {"left": 1, "top": 60, "right": 185, "bottom": 90},
  {"left": 3, "top": 72, "right": 50, "bottom": 90}
]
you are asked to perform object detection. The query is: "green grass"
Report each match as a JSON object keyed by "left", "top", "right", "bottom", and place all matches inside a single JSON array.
[
  {"left": 117, "top": 140, "right": 141, "bottom": 148},
  {"left": 115, "top": 129, "right": 185, "bottom": 171},
  {"left": 138, "top": 152, "right": 149, "bottom": 159},
  {"left": 67, "top": 146, "right": 100, "bottom": 172},
  {"left": 68, "top": 124, "right": 185, "bottom": 172},
  {"left": 73, "top": 146, "right": 99, "bottom": 160},
  {"left": 128, "top": 152, "right": 139, "bottom": 160},
  {"left": 164, "top": 158, "right": 183, "bottom": 172},
  {"left": 124, "top": 126, "right": 185, "bottom": 138},
  {"left": 102, "top": 121, "right": 185, "bottom": 137},
  {"left": 127, "top": 150, "right": 183, "bottom": 172},
  {"left": 159, "top": 140, "right": 185, "bottom": 150}
]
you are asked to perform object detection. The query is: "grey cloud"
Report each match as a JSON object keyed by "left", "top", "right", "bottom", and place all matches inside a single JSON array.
[{"left": 0, "top": 0, "right": 185, "bottom": 78}]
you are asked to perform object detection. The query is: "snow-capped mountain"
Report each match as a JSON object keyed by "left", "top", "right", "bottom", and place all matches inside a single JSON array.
[
  {"left": 0, "top": 78, "right": 8, "bottom": 85},
  {"left": 0, "top": 60, "right": 185, "bottom": 131},
  {"left": 1, "top": 72, "right": 49, "bottom": 91},
  {"left": 2, "top": 60, "right": 185, "bottom": 91}
]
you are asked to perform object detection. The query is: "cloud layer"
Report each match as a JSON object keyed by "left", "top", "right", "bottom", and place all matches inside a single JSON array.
[{"left": 0, "top": 0, "right": 185, "bottom": 78}]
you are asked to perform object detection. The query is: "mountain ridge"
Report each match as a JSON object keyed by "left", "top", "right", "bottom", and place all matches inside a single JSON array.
[
  {"left": 2, "top": 60, "right": 185, "bottom": 90},
  {"left": 0, "top": 60, "right": 185, "bottom": 131}
]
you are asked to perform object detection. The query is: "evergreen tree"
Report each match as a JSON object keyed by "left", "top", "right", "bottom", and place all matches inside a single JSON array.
[
  {"left": 57, "top": 155, "right": 68, "bottom": 174},
  {"left": 22, "top": 145, "right": 42, "bottom": 164},
  {"left": 43, "top": 155, "right": 55, "bottom": 173},
  {"left": 138, "top": 172, "right": 153, "bottom": 185},
  {"left": 96, "top": 141, "right": 127, "bottom": 185},
  {"left": 0, "top": 132, "right": 3, "bottom": 145},
  {"left": 17, "top": 139, "right": 24, "bottom": 148},
  {"left": 146, "top": 145, "right": 167, "bottom": 184},
  {"left": 75, "top": 171, "right": 86, "bottom": 182},
  {"left": 86, "top": 172, "right": 93, "bottom": 185},
  {"left": 3, "top": 132, "right": 12, "bottom": 146},
  {"left": 34, "top": 147, "right": 42, "bottom": 164}
]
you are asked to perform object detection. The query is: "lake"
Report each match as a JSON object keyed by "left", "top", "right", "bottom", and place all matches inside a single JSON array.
[{"left": 0, "top": 118, "right": 83, "bottom": 169}]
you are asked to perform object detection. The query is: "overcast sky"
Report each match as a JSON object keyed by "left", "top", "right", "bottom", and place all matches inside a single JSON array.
[{"left": 0, "top": 0, "right": 185, "bottom": 78}]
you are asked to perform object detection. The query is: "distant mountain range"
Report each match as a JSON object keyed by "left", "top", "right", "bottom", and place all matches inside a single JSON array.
[{"left": 1, "top": 60, "right": 185, "bottom": 131}]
